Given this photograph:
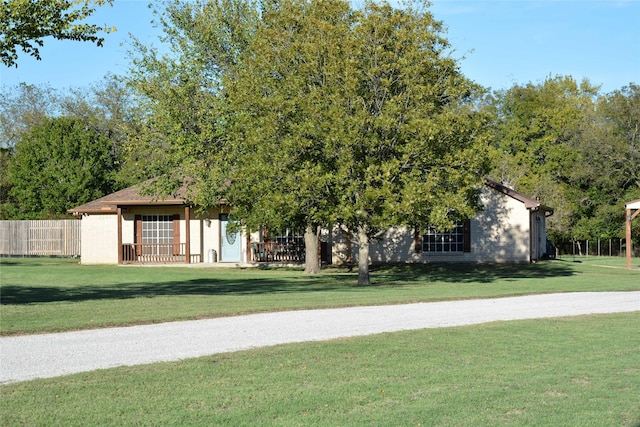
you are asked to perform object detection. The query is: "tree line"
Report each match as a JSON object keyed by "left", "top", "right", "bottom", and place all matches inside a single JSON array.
[{"left": 1, "top": 0, "right": 638, "bottom": 283}]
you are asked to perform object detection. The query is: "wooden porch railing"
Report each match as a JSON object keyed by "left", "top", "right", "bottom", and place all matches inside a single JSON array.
[
  {"left": 122, "top": 243, "right": 200, "bottom": 264},
  {"left": 251, "top": 241, "right": 305, "bottom": 263}
]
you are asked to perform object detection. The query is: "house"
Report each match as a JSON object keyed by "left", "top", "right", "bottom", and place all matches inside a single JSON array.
[
  {"left": 334, "top": 180, "right": 553, "bottom": 265},
  {"left": 68, "top": 179, "right": 553, "bottom": 265}
]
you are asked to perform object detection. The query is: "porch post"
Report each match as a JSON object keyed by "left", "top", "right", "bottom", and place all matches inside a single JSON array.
[
  {"left": 117, "top": 207, "right": 123, "bottom": 264},
  {"left": 185, "top": 205, "right": 191, "bottom": 264},
  {"left": 626, "top": 206, "right": 640, "bottom": 270}
]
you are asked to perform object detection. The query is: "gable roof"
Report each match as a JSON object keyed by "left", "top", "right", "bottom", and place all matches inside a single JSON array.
[
  {"left": 485, "top": 179, "right": 553, "bottom": 214},
  {"left": 70, "top": 178, "right": 553, "bottom": 216},
  {"left": 68, "top": 180, "right": 188, "bottom": 215}
]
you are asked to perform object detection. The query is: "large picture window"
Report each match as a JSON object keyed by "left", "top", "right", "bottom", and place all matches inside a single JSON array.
[
  {"left": 142, "top": 215, "right": 174, "bottom": 245},
  {"left": 421, "top": 221, "right": 469, "bottom": 253},
  {"left": 134, "top": 214, "right": 180, "bottom": 256}
]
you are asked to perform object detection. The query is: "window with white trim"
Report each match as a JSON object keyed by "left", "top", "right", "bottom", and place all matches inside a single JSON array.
[
  {"left": 142, "top": 215, "right": 174, "bottom": 255},
  {"left": 422, "top": 222, "right": 465, "bottom": 253}
]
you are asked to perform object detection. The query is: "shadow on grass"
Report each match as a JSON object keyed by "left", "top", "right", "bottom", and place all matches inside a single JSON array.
[
  {"left": 1, "top": 261, "right": 576, "bottom": 305},
  {"left": 369, "top": 260, "right": 575, "bottom": 285}
]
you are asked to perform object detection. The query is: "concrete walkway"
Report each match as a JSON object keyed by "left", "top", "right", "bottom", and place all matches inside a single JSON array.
[{"left": 1, "top": 291, "right": 639, "bottom": 384}]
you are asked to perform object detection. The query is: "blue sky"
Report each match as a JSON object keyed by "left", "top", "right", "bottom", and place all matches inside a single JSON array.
[{"left": 1, "top": 0, "right": 639, "bottom": 94}]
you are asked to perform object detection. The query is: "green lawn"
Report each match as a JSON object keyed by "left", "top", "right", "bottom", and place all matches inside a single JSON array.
[
  {"left": 1, "top": 256, "right": 639, "bottom": 335},
  {"left": 1, "top": 257, "right": 639, "bottom": 426},
  {"left": 2, "top": 313, "right": 638, "bottom": 426}
]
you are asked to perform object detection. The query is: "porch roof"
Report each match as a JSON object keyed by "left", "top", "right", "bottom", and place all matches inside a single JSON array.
[
  {"left": 68, "top": 180, "right": 188, "bottom": 215},
  {"left": 626, "top": 199, "right": 640, "bottom": 210}
]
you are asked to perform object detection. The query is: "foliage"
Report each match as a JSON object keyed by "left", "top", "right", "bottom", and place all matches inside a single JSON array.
[
  {"left": 490, "top": 76, "right": 599, "bottom": 237},
  {"left": 123, "top": 0, "right": 260, "bottom": 193},
  {"left": 60, "top": 74, "right": 138, "bottom": 187},
  {"left": 0, "top": 83, "right": 60, "bottom": 149},
  {"left": 220, "top": 0, "right": 491, "bottom": 283},
  {"left": 6, "top": 116, "right": 117, "bottom": 218},
  {"left": 0, "top": 77, "right": 134, "bottom": 218},
  {"left": 222, "top": 0, "right": 354, "bottom": 274},
  {"left": 0, "top": 0, "right": 114, "bottom": 67},
  {"left": 490, "top": 76, "right": 640, "bottom": 243}
]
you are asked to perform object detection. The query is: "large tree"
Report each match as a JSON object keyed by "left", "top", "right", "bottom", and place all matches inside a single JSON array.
[
  {"left": 0, "top": 83, "right": 59, "bottom": 149},
  {"left": 222, "top": 0, "right": 491, "bottom": 283},
  {"left": 0, "top": 78, "right": 133, "bottom": 218},
  {"left": 124, "top": 0, "right": 260, "bottom": 194},
  {"left": 490, "top": 76, "right": 600, "bottom": 240},
  {"left": 222, "top": 0, "right": 353, "bottom": 274},
  {"left": 7, "top": 116, "right": 117, "bottom": 218},
  {"left": 569, "top": 83, "right": 640, "bottom": 241}
]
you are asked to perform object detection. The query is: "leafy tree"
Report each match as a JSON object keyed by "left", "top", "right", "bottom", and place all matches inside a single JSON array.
[
  {"left": 7, "top": 116, "right": 117, "bottom": 218},
  {"left": 123, "top": 0, "right": 260, "bottom": 192},
  {"left": 222, "top": 0, "right": 353, "bottom": 274},
  {"left": 490, "top": 76, "right": 600, "bottom": 239},
  {"left": 60, "top": 74, "right": 137, "bottom": 187},
  {"left": 0, "top": 78, "right": 135, "bottom": 217},
  {"left": 569, "top": 83, "right": 640, "bottom": 241},
  {"left": 332, "top": 1, "right": 490, "bottom": 284},
  {"left": 1, "top": 0, "right": 114, "bottom": 67},
  {"left": 0, "top": 83, "right": 59, "bottom": 148},
  {"left": 222, "top": 0, "right": 490, "bottom": 283}
]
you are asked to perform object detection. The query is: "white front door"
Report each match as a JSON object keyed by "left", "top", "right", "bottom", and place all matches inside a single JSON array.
[{"left": 220, "top": 214, "right": 242, "bottom": 262}]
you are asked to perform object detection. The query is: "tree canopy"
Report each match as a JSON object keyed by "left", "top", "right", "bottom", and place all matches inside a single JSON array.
[
  {"left": 6, "top": 116, "right": 117, "bottom": 218},
  {"left": 1, "top": 0, "right": 114, "bottom": 67},
  {"left": 489, "top": 76, "right": 640, "bottom": 245},
  {"left": 217, "top": 0, "right": 491, "bottom": 283}
]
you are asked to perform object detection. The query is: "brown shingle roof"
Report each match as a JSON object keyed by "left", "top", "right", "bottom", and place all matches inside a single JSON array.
[
  {"left": 68, "top": 180, "right": 188, "bottom": 214},
  {"left": 485, "top": 179, "right": 553, "bottom": 213}
]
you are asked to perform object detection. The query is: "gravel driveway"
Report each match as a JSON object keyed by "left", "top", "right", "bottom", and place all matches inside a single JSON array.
[{"left": 1, "top": 291, "right": 639, "bottom": 384}]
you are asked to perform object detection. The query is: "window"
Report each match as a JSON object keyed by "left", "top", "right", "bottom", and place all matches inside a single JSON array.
[
  {"left": 142, "top": 215, "right": 174, "bottom": 246},
  {"left": 135, "top": 214, "right": 180, "bottom": 256},
  {"left": 421, "top": 221, "right": 469, "bottom": 253}
]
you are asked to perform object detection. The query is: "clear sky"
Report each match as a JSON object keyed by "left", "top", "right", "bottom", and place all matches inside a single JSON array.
[{"left": 1, "top": 0, "right": 639, "bottom": 94}]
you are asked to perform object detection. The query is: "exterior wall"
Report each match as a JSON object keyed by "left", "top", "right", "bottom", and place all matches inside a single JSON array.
[
  {"left": 530, "top": 211, "right": 548, "bottom": 260},
  {"left": 80, "top": 214, "right": 118, "bottom": 264},
  {"left": 80, "top": 206, "right": 241, "bottom": 265},
  {"left": 465, "top": 187, "right": 531, "bottom": 263},
  {"left": 194, "top": 207, "right": 228, "bottom": 263},
  {"left": 331, "top": 186, "right": 533, "bottom": 265}
]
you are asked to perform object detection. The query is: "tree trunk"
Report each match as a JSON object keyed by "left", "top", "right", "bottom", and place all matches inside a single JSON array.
[
  {"left": 304, "top": 224, "right": 321, "bottom": 275},
  {"left": 357, "top": 225, "right": 370, "bottom": 285}
]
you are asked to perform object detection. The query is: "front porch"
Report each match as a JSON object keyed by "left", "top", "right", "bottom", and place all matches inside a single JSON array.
[
  {"left": 119, "top": 241, "right": 306, "bottom": 264},
  {"left": 250, "top": 241, "right": 306, "bottom": 263},
  {"left": 121, "top": 243, "right": 202, "bottom": 264}
]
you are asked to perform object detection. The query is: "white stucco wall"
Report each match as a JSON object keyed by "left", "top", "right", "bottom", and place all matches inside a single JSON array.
[
  {"left": 467, "top": 187, "right": 531, "bottom": 263},
  {"left": 80, "top": 206, "right": 234, "bottom": 265},
  {"left": 331, "top": 186, "right": 533, "bottom": 265},
  {"left": 80, "top": 214, "right": 118, "bottom": 264}
]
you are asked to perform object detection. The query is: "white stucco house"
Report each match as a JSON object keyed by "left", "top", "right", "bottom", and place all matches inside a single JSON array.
[{"left": 68, "top": 179, "right": 553, "bottom": 265}]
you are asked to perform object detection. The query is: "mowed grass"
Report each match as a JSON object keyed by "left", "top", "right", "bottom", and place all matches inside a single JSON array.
[
  {"left": 1, "top": 256, "right": 639, "bottom": 335},
  {"left": 2, "top": 313, "right": 639, "bottom": 426},
  {"left": 1, "top": 257, "right": 639, "bottom": 425}
]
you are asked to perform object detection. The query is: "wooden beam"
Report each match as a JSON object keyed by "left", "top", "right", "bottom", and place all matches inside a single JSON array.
[
  {"left": 117, "top": 207, "right": 123, "bottom": 264},
  {"left": 185, "top": 205, "right": 191, "bottom": 264}
]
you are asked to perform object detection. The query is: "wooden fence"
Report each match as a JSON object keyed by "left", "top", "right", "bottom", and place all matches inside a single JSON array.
[{"left": 0, "top": 220, "right": 81, "bottom": 257}]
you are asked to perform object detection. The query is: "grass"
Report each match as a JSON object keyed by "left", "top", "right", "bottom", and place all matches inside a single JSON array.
[
  {"left": 1, "top": 256, "right": 639, "bottom": 335},
  {"left": 1, "top": 313, "right": 638, "bottom": 426},
  {"left": 1, "top": 257, "right": 639, "bottom": 425}
]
